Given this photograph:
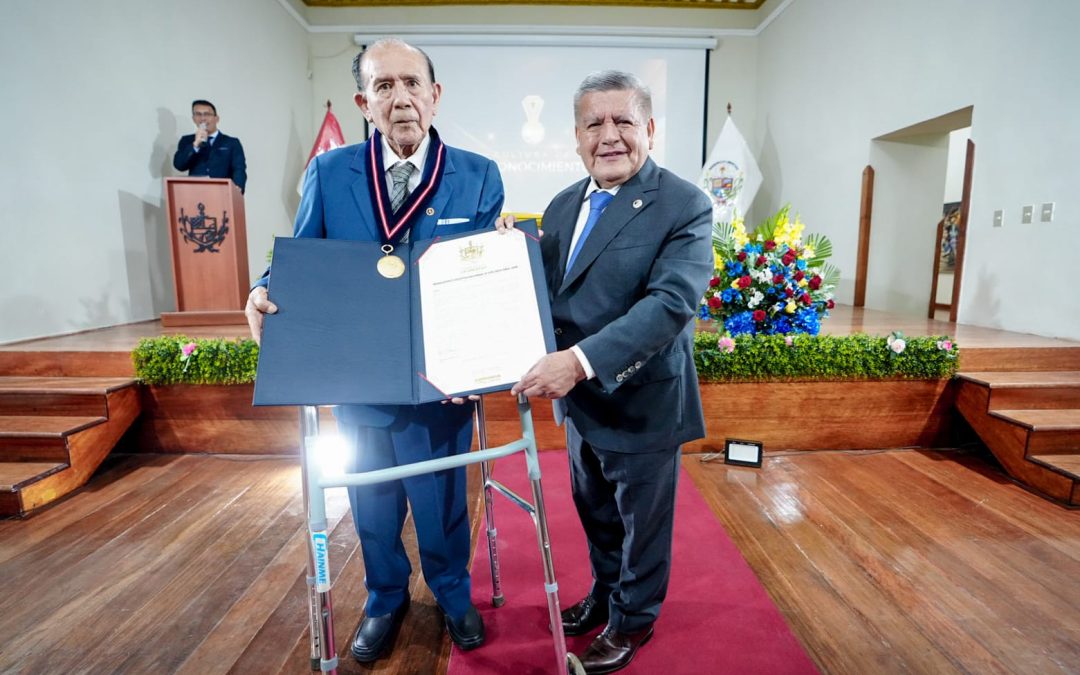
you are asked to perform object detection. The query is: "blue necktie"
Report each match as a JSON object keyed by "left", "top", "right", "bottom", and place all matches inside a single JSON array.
[{"left": 565, "top": 190, "right": 614, "bottom": 278}]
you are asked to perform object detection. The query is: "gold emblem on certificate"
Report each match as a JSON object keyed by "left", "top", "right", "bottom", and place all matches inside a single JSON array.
[{"left": 377, "top": 244, "right": 405, "bottom": 279}]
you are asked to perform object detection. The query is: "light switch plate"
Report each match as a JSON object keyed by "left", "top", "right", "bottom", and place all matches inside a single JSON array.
[
  {"left": 1021, "top": 205, "right": 1034, "bottom": 224},
  {"left": 993, "top": 209, "right": 1003, "bottom": 227},
  {"left": 1041, "top": 202, "right": 1055, "bottom": 222}
]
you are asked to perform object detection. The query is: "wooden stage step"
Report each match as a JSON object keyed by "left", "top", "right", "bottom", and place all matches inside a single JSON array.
[
  {"left": 955, "top": 371, "right": 1080, "bottom": 506},
  {"left": 0, "top": 415, "right": 107, "bottom": 437},
  {"left": 990, "top": 408, "right": 1080, "bottom": 430},
  {"left": 958, "top": 371, "right": 1080, "bottom": 409},
  {"left": 1029, "top": 454, "right": 1080, "bottom": 482},
  {"left": 0, "top": 377, "right": 141, "bottom": 517}
]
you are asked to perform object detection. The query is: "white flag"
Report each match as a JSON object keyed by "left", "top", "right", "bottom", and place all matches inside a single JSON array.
[{"left": 699, "top": 116, "right": 762, "bottom": 223}]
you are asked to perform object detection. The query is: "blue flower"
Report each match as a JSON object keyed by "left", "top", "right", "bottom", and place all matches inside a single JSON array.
[
  {"left": 774, "top": 316, "right": 793, "bottom": 334},
  {"left": 724, "top": 261, "right": 745, "bottom": 276},
  {"left": 698, "top": 305, "right": 712, "bottom": 320},
  {"left": 721, "top": 288, "right": 738, "bottom": 302},
  {"left": 793, "top": 308, "right": 821, "bottom": 335},
  {"left": 744, "top": 243, "right": 763, "bottom": 255},
  {"left": 725, "top": 311, "right": 756, "bottom": 336},
  {"left": 797, "top": 259, "right": 807, "bottom": 270}
]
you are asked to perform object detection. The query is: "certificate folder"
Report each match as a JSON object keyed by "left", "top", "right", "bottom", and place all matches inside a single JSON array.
[{"left": 252, "top": 221, "right": 555, "bottom": 406}]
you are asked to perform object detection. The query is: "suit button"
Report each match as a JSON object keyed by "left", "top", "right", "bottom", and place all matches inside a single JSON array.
[
  {"left": 635, "top": 361, "right": 643, "bottom": 368},
  {"left": 554, "top": 328, "right": 563, "bottom": 335},
  {"left": 616, "top": 374, "right": 624, "bottom": 383}
]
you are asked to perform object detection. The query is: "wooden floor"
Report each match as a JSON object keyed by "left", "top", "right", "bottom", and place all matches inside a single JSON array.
[
  {"left": 2, "top": 308, "right": 1078, "bottom": 672},
  {"left": 1, "top": 448, "right": 1077, "bottom": 674}
]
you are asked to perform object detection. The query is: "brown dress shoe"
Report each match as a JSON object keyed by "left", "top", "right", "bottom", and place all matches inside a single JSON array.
[
  {"left": 579, "top": 624, "right": 654, "bottom": 674},
  {"left": 560, "top": 595, "right": 609, "bottom": 636}
]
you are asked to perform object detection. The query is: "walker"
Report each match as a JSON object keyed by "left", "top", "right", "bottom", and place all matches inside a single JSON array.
[{"left": 297, "top": 395, "right": 584, "bottom": 674}]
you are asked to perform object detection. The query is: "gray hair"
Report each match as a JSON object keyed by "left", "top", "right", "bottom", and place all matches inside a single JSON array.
[
  {"left": 573, "top": 70, "right": 653, "bottom": 121},
  {"left": 351, "top": 38, "right": 436, "bottom": 92}
]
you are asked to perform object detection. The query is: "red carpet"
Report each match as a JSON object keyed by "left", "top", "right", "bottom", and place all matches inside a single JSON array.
[{"left": 448, "top": 450, "right": 818, "bottom": 674}]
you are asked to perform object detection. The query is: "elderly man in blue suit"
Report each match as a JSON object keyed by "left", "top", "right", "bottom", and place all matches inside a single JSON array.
[
  {"left": 502, "top": 70, "right": 713, "bottom": 674},
  {"left": 172, "top": 99, "right": 247, "bottom": 193},
  {"left": 245, "top": 39, "right": 503, "bottom": 663}
]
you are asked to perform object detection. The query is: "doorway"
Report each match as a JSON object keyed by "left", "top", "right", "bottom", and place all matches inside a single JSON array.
[{"left": 861, "top": 106, "right": 974, "bottom": 321}]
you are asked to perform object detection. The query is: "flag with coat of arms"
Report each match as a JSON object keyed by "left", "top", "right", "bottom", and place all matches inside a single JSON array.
[
  {"left": 297, "top": 101, "right": 346, "bottom": 195},
  {"left": 699, "top": 113, "right": 762, "bottom": 224}
]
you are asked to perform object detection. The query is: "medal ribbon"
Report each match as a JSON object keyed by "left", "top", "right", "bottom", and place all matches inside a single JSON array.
[{"left": 366, "top": 127, "right": 446, "bottom": 245}]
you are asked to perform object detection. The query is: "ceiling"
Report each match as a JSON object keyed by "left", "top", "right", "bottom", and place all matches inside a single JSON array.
[{"left": 302, "top": 0, "right": 766, "bottom": 9}]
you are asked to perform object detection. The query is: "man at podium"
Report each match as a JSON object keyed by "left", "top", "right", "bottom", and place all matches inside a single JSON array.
[
  {"left": 172, "top": 99, "right": 247, "bottom": 193},
  {"left": 245, "top": 39, "right": 504, "bottom": 663}
]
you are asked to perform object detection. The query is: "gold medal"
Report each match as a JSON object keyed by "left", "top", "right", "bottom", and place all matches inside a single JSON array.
[{"left": 377, "top": 244, "right": 405, "bottom": 279}]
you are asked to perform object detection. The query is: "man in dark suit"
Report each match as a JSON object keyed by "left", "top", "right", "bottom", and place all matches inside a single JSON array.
[
  {"left": 172, "top": 99, "right": 247, "bottom": 193},
  {"left": 505, "top": 70, "right": 713, "bottom": 674},
  {"left": 245, "top": 39, "right": 503, "bottom": 662}
]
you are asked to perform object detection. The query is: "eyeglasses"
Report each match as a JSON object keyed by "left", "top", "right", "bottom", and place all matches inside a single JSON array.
[{"left": 193, "top": 111, "right": 217, "bottom": 118}]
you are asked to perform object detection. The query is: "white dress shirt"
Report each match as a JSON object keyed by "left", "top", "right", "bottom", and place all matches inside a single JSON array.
[
  {"left": 567, "top": 180, "right": 622, "bottom": 381},
  {"left": 381, "top": 133, "right": 429, "bottom": 195}
]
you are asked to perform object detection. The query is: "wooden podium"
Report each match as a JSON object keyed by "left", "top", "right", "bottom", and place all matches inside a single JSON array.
[{"left": 162, "top": 177, "right": 250, "bottom": 327}]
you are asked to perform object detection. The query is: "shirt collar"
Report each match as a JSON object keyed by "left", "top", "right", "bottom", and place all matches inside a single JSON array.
[
  {"left": 583, "top": 179, "right": 621, "bottom": 203},
  {"left": 381, "top": 133, "right": 430, "bottom": 173}
]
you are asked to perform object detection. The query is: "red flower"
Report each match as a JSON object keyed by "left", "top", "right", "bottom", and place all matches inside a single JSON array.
[
  {"left": 709, "top": 276, "right": 721, "bottom": 287},
  {"left": 827, "top": 299, "right": 835, "bottom": 309},
  {"left": 794, "top": 270, "right": 805, "bottom": 281},
  {"left": 809, "top": 275, "right": 822, "bottom": 290},
  {"left": 785, "top": 287, "right": 794, "bottom": 298},
  {"left": 752, "top": 309, "right": 766, "bottom": 322},
  {"left": 737, "top": 251, "right": 747, "bottom": 262},
  {"left": 708, "top": 295, "right": 723, "bottom": 308},
  {"left": 801, "top": 293, "right": 812, "bottom": 305},
  {"left": 773, "top": 274, "right": 785, "bottom": 285},
  {"left": 738, "top": 275, "right": 752, "bottom": 288},
  {"left": 782, "top": 253, "right": 796, "bottom": 266},
  {"left": 756, "top": 255, "right": 767, "bottom": 266},
  {"left": 764, "top": 240, "right": 777, "bottom": 251}
]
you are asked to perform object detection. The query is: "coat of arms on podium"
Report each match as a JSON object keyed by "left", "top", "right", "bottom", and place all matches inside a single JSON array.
[{"left": 178, "top": 202, "right": 230, "bottom": 253}]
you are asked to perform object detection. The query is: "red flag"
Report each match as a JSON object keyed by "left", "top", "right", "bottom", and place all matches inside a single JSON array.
[{"left": 298, "top": 102, "right": 345, "bottom": 194}]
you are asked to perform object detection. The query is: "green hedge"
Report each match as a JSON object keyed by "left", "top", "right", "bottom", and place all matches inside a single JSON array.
[
  {"left": 693, "top": 332, "right": 958, "bottom": 382},
  {"left": 132, "top": 336, "right": 260, "bottom": 385},
  {"left": 131, "top": 333, "right": 958, "bottom": 385}
]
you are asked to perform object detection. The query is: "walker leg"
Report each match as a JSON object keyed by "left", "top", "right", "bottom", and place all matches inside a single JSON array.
[
  {"left": 475, "top": 398, "right": 505, "bottom": 607},
  {"left": 300, "top": 406, "right": 338, "bottom": 673},
  {"left": 517, "top": 395, "right": 574, "bottom": 674}
]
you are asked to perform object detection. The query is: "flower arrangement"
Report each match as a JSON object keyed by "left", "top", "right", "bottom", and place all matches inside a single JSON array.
[{"left": 699, "top": 205, "right": 839, "bottom": 336}]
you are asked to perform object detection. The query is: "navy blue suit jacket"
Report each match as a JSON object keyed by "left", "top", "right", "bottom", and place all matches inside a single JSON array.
[
  {"left": 173, "top": 132, "right": 247, "bottom": 193},
  {"left": 258, "top": 135, "right": 505, "bottom": 428},
  {"left": 540, "top": 158, "right": 713, "bottom": 452}
]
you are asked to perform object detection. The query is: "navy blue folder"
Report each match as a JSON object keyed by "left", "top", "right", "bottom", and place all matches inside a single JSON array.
[{"left": 252, "top": 221, "right": 555, "bottom": 406}]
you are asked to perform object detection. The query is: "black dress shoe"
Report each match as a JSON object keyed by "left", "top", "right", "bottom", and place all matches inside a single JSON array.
[
  {"left": 579, "top": 624, "right": 654, "bottom": 674},
  {"left": 560, "top": 595, "right": 609, "bottom": 636},
  {"left": 444, "top": 604, "right": 485, "bottom": 651},
  {"left": 351, "top": 596, "right": 410, "bottom": 663}
]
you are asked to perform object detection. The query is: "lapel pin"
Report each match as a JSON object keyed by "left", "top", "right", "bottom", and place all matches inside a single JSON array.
[
  {"left": 632, "top": 199, "right": 643, "bottom": 209},
  {"left": 426, "top": 207, "right": 435, "bottom": 216}
]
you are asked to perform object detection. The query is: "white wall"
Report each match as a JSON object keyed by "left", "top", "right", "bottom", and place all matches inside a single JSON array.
[
  {"left": 0, "top": 0, "right": 310, "bottom": 343},
  {"left": 6, "top": 0, "right": 1077, "bottom": 343},
  {"left": 943, "top": 127, "right": 971, "bottom": 204},
  {"left": 866, "top": 135, "right": 949, "bottom": 315},
  {"left": 755, "top": 0, "right": 1080, "bottom": 339}
]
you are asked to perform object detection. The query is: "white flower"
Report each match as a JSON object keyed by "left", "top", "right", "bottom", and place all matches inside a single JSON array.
[{"left": 889, "top": 338, "right": 906, "bottom": 354}]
